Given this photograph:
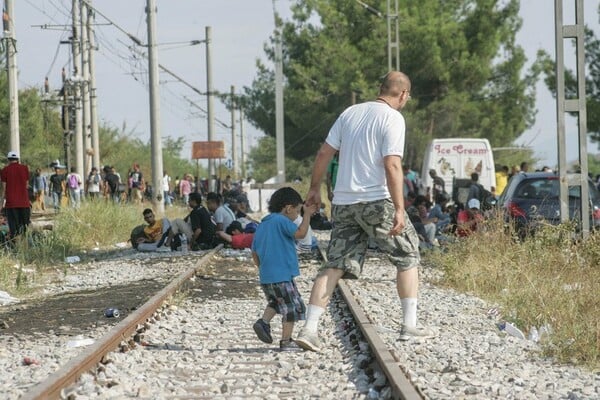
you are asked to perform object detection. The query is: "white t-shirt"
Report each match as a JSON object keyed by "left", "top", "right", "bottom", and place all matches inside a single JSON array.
[
  {"left": 162, "top": 175, "right": 171, "bottom": 192},
  {"left": 87, "top": 173, "right": 101, "bottom": 193},
  {"left": 214, "top": 204, "right": 236, "bottom": 230},
  {"left": 326, "top": 101, "right": 406, "bottom": 205},
  {"left": 293, "top": 216, "right": 315, "bottom": 252}
]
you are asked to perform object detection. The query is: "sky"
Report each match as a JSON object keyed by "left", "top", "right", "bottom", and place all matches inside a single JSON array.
[
  {"left": 10, "top": 0, "right": 600, "bottom": 174},
  {"left": 15, "top": 0, "right": 294, "bottom": 172},
  {"left": 515, "top": 0, "right": 600, "bottom": 168}
]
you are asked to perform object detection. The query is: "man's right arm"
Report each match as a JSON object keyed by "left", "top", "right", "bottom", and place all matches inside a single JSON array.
[{"left": 306, "top": 142, "right": 338, "bottom": 207}]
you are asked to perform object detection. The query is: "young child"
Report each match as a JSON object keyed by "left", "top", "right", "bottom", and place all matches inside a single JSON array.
[{"left": 251, "top": 187, "right": 316, "bottom": 351}]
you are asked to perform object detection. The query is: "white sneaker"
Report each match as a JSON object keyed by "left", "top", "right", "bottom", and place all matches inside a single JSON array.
[
  {"left": 399, "top": 325, "right": 435, "bottom": 341},
  {"left": 295, "top": 329, "right": 321, "bottom": 352}
]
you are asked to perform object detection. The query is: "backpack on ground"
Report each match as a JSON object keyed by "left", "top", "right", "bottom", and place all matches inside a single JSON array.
[
  {"left": 130, "top": 224, "right": 146, "bottom": 249},
  {"left": 68, "top": 174, "right": 79, "bottom": 189}
]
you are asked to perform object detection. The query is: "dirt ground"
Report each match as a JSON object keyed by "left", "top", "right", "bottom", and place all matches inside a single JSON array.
[{"left": 0, "top": 254, "right": 261, "bottom": 337}]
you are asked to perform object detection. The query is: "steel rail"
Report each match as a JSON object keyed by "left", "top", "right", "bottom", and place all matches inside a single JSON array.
[
  {"left": 319, "top": 246, "right": 423, "bottom": 400},
  {"left": 23, "top": 246, "right": 222, "bottom": 400}
]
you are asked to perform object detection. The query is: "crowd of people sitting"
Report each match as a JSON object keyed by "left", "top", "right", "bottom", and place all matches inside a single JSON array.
[
  {"left": 130, "top": 190, "right": 332, "bottom": 254},
  {"left": 402, "top": 167, "right": 495, "bottom": 249}
]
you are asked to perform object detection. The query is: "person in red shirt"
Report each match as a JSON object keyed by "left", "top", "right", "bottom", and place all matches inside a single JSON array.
[
  {"left": 216, "top": 220, "right": 254, "bottom": 249},
  {"left": 0, "top": 151, "right": 31, "bottom": 239},
  {"left": 456, "top": 198, "right": 485, "bottom": 237}
]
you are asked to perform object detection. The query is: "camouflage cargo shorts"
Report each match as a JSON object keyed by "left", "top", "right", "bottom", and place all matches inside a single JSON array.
[{"left": 323, "top": 199, "right": 421, "bottom": 279}]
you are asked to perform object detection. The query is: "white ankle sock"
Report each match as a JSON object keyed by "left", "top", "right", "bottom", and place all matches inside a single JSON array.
[
  {"left": 303, "top": 304, "right": 325, "bottom": 332},
  {"left": 401, "top": 298, "right": 417, "bottom": 328}
]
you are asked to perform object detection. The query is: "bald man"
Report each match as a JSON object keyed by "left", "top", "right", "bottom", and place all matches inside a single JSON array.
[{"left": 296, "top": 71, "right": 433, "bottom": 352}]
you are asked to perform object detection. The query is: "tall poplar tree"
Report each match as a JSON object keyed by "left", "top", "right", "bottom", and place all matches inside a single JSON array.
[{"left": 242, "top": 0, "right": 537, "bottom": 171}]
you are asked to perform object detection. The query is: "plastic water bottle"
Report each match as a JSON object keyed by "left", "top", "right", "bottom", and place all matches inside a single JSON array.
[{"left": 180, "top": 235, "right": 188, "bottom": 254}]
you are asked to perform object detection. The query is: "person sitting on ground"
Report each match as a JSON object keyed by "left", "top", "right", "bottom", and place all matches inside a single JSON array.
[
  {"left": 294, "top": 208, "right": 318, "bottom": 253},
  {"left": 168, "top": 192, "right": 217, "bottom": 251},
  {"left": 134, "top": 209, "right": 171, "bottom": 252},
  {"left": 234, "top": 195, "right": 260, "bottom": 226},
  {"left": 406, "top": 195, "right": 436, "bottom": 248},
  {"left": 216, "top": 220, "right": 254, "bottom": 249},
  {"left": 209, "top": 192, "right": 236, "bottom": 232},
  {"left": 456, "top": 198, "right": 485, "bottom": 237},
  {"left": 428, "top": 192, "right": 451, "bottom": 235}
]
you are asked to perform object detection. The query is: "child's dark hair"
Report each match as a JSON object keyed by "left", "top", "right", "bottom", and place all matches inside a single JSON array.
[{"left": 268, "top": 187, "right": 303, "bottom": 213}]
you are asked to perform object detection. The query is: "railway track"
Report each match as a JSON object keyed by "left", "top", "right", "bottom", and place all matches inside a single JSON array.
[
  {"left": 4, "top": 236, "right": 598, "bottom": 399},
  {"left": 14, "top": 243, "right": 423, "bottom": 399}
]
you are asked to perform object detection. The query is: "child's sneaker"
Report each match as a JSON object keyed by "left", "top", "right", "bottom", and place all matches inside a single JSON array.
[
  {"left": 253, "top": 319, "right": 273, "bottom": 344},
  {"left": 279, "top": 339, "right": 303, "bottom": 352}
]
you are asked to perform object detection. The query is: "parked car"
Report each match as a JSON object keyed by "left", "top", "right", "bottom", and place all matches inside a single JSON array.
[{"left": 497, "top": 172, "right": 600, "bottom": 237}]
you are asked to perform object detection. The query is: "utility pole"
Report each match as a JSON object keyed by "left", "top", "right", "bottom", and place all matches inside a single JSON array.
[
  {"left": 71, "top": 0, "right": 84, "bottom": 179},
  {"left": 86, "top": 0, "right": 100, "bottom": 169},
  {"left": 387, "top": 0, "right": 400, "bottom": 71},
  {"left": 230, "top": 85, "right": 237, "bottom": 180},
  {"left": 240, "top": 107, "right": 246, "bottom": 179},
  {"left": 80, "top": 0, "right": 91, "bottom": 173},
  {"left": 554, "top": 0, "right": 589, "bottom": 237},
  {"left": 4, "top": 0, "right": 20, "bottom": 154},
  {"left": 274, "top": 36, "right": 285, "bottom": 183},
  {"left": 61, "top": 68, "right": 72, "bottom": 169},
  {"left": 146, "top": 0, "right": 164, "bottom": 214},
  {"left": 205, "top": 26, "right": 215, "bottom": 189}
]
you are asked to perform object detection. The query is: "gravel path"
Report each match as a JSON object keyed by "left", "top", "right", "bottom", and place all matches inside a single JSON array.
[
  {"left": 344, "top": 251, "right": 600, "bottom": 400},
  {"left": 67, "top": 252, "right": 382, "bottom": 399},
  {"left": 1, "top": 236, "right": 599, "bottom": 399},
  {"left": 0, "top": 249, "right": 204, "bottom": 399}
]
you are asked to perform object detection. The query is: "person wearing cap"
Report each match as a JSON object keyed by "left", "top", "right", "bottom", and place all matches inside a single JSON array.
[
  {"left": 456, "top": 198, "right": 484, "bottom": 237},
  {"left": 0, "top": 151, "right": 31, "bottom": 239}
]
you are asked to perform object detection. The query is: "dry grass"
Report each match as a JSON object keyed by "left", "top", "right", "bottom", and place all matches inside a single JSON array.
[
  {"left": 428, "top": 215, "right": 600, "bottom": 368},
  {"left": 0, "top": 201, "right": 190, "bottom": 294}
]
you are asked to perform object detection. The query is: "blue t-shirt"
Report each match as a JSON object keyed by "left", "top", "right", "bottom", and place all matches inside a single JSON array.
[{"left": 252, "top": 213, "right": 299, "bottom": 284}]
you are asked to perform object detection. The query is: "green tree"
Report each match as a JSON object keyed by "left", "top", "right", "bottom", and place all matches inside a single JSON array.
[
  {"left": 0, "top": 74, "right": 64, "bottom": 168},
  {"left": 246, "top": 135, "right": 314, "bottom": 182},
  {"left": 242, "top": 0, "right": 537, "bottom": 173},
  {"left": 98, "top": 123, "right": 199, "bottom": 182}
]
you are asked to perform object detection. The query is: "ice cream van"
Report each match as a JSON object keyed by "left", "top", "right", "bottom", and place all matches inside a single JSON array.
[{"left": 421, "top": 138, "right": 496, "bottom": 201}]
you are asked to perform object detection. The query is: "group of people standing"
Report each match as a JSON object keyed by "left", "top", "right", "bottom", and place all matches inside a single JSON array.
[
  {"left": 40, "top": 164, "right": 128, "bottom": 210},
  {"left": 166, "top": 174, "right": 256, "bottom": 208}
]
